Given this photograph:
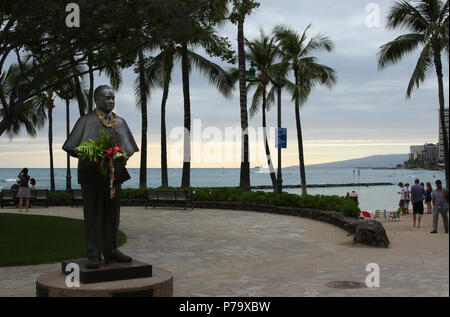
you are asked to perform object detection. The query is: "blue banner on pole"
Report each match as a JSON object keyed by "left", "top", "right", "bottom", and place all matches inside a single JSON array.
[{"left": 276, "top": 128, "right": 287, "bottom": 149}]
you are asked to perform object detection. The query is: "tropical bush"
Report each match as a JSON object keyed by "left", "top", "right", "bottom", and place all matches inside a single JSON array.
[{"left": 46, "top": 187, "right": 360, "bottom": 218}]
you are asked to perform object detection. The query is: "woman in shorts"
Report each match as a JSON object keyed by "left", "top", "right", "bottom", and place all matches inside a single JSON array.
[{"left": 17, "top": 168, "right": 31, "bottom": 212}]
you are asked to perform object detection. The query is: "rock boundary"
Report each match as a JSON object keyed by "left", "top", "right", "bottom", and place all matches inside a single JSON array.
[{"left": 191, "top": 201, "right": 390, "bottom": 248}]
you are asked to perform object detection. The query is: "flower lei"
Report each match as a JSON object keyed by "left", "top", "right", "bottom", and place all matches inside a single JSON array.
[
  {"left": 103, "top": 144, "right": 128, "bottom": 199},
  {"left": 95, "top": 109, "right": 118, "bottom": 129}
]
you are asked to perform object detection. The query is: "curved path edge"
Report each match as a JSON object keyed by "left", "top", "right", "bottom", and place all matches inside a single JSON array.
[{"left": 191, "top": 201, "right": 390, "bottom": 248}]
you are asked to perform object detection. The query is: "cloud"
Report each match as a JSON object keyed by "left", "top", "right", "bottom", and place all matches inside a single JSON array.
[{"left": 1, "top": 0, "right": 449, "bottom": 168}]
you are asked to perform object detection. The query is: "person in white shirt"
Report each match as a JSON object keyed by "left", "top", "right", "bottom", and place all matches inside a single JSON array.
[{"left": 398, "top": 182, "right": 407, "bottom": 215}]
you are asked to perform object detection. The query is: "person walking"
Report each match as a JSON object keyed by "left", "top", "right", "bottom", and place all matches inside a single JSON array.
[
  {"left": 430, "top": 180, "right": 449, "bottom": 234},
  {"left": 410, "top": 179, "right": 425, "bottom": 228},
  {"left": 17, "top": 168, "right": 31, "bottom": 212},
  {"left": 425, "top": 182, "right": 433, "bottom": 214},
  {"left": 398, "top": 183, "right": 407, "bottom": 215}
]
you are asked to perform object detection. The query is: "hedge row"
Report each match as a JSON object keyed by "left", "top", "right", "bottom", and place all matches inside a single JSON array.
[
  {"left": 46, "top": 187, "right": 360, "bottom": 218},
  {"left": 191, "top": 188, "right": 360, "bottom": 218}
]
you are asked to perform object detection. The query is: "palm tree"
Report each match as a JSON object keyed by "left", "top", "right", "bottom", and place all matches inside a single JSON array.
[
  {"left": 157, "top": 43, "right": 177, "bottom": 188},
  {"left": 245, "top": 29, "right": 283, "bottom": 192},
  {"left": 46, "top": 90, "right": 56, "bottom": 192},
  {"left": 143, "top": 42, "right": 178, "bottom": 188},
  {"left": 54, "top": 74, "right": 82, "bottom": 192},
  {"left": 136, "top": 48, "right": 149, "bottom": 189},
  {"left": 134, "top": 47, "right": 159, "bottom": 189},
  {"left": 180, "top": 43, "right": 235, "bottom": 188},
  {"left": 274, "top": 24, "right": 337, "bottom": 195},
  {"left": 378, "top": 0, "right": 449, "bottom": 188},
  {"left": 237, "top": 7, "right": 251, "bottom": 193},
  {"left": 229, "top": 0, "right": 260, "bottom": 193}
]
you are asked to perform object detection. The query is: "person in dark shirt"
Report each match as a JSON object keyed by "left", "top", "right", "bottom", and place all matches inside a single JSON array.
[{"left": 410, "top": 179, "right": 426, "bottom": 228}]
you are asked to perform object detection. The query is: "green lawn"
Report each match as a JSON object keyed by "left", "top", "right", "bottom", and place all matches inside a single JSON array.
[{"left": 0, "top": 213, "right": 126, "bottom": 267}]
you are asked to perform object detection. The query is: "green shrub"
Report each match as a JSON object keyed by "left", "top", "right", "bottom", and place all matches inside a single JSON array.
[
  {"left": 47, "top": 187, "right": 360, "bottom": 218},
  {"left": 337, "top": 199, "right": 361, "bottom": 218},
  {"left": 48, "top": 191, "right": 70, "bottom": 201},
  {"left": 192, "top": 188, "right": 212, "bottom": 201},
  {"left": 121, "top": 188, "right": 146, "bottom": 199}
]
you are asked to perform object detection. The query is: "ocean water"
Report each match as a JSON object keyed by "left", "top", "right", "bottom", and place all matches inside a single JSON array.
[{"left": 0, "top": 167, "right": 444, "bottom": 212}]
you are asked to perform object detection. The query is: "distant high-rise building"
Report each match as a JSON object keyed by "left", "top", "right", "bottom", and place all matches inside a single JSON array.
[
  {"left": 438, "top": 108, "right": 449, "bottom": 161},
  {"left": 410, "top": 145, "right": 425, "bottom": 160},
  {"left": 423, "top": 143, "right": 438, "bottom": 162},
  {"left": 410, "top": 143, "right": 438, "bottom": 162}
]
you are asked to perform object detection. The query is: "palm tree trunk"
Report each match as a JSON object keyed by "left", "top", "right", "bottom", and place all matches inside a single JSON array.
[
  {"left": 262, "top": 85, "right": 277, "bottom": 191},
  {"left": 181, "top": 42, "right": 191, "bottom": 188},
  {"left": 161, "top": 73, "right": 170, "bottom": 188},
  {"left": 65, "top": 98, "right": 72, "bottom": 192},
  {"left": 238, "top": 16, "right": 251, "bottom": 193},
  {"left": 295, "top": 72, "right": 307, "bottom": 195},
  {"left": 88, "top": 54, "right": 94, "bottom": 112},
  {"left": 433, "top": 50, "right": 449, "bottom": 189},
  {"left": 73, "top": 76, "right": 85, "bottom": 116},
  {"left": 138, "top": 49, "right": 148, "bottom": 189},
  {"left": 48, "top": 96, "right": 55, "bottom": 192}
]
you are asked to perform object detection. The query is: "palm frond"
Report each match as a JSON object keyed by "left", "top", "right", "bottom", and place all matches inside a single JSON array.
[
  {"left": 187, "top": 51, "right": 235, "bottom": 99},
  {"left": 406, "top": 40, "right": 434, "bottom": 98},
  {"left": 386, "top": 0, "right": 429, "bottom": 32},
  {"left": 249, "top": 83, "right": 264, "bottom": 118},
  {"left": 301, "top": 32, "right": 334, "bottom": 57},
  {"left": 103, "top": 62, "right": 123, "bottom": 90},
  {"left": 378, "top": 33, "right": 425, "bottom": 69}
]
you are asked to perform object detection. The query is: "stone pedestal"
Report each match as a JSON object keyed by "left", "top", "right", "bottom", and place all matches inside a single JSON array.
[
  {"left": 61, "top": 259, "right": 152, "bottom": 284},
  {"left": 36, "top": 266, "right": 173, "bottom": 297}
]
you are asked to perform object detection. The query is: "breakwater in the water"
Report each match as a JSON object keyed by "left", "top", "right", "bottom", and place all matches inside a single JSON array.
[{"left": 249, "top": 183, "right": 393, "bottom": 190}]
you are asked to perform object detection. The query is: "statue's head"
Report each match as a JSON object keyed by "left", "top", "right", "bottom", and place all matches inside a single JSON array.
[{"left": 94, "top": 85, "right": 115, "bottom": 114}]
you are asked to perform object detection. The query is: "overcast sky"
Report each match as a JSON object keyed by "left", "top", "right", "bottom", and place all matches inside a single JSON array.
[{"left": 0, "top": 0, "right": 449, "bottom": 168}]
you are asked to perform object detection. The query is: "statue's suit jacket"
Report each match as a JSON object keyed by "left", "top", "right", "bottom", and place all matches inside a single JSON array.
[{"left": 62, "top": 110, "right": 139, "bottom": 185}]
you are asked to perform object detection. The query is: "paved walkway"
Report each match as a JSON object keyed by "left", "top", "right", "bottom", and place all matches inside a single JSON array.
[{"left": 0, "top": 207, "right": 448, "bottom": 297}]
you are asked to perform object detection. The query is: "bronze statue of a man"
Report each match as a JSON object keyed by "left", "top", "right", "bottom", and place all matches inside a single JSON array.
[{"left": 63, "top": 85, "right": 139, "bottom": 269}]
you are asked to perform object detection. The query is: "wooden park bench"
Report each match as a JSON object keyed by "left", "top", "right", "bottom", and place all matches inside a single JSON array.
[
  {"left": 146, "top": 189, "right": 193, "bottom": 210},
  {"left": 1, "top": 189, "right": 18, "bottom": 208},
  {"left": 70, "top": 189, "right": 83, "bottom": 207},
  {"left": 33, "top": 189, "right": 49, "bottom": 208},
  {"left": 1, "top": 189, "right": 49, "bottom": 208}
]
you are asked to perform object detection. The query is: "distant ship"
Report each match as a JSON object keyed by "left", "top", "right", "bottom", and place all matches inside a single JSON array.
[{"left": 254, "top": 166, "right": 271, "bottom": 174}]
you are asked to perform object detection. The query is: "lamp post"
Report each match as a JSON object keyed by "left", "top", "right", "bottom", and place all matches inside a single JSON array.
[
  {"left": 275, "top": 75, "right": 286, "bottom": 194},
  {"left": 247, "top": 62, "right": 286, "bottom": 194}
]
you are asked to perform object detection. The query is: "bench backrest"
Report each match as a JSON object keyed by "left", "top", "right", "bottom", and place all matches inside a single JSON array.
[
  {"left": 158, "top": 190, "right": 176, "bottom": 201},
  {"left": 72, "top": 189, "right": 83, "bottom": 199},
  {"left": 147, "top": 189, "right": 159, "bottom": 200},
  {"left": 175, "top": 190, "right": 186, "bottom": 201},
  {"left": 147, "top": 189, "right": 187, "bottom": 201},
  {"left": 1, "top": 189, "right": 16, "bottom": 199},
  {"left": 35, "top": 189, "right": 48, "bottom": 199}
]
